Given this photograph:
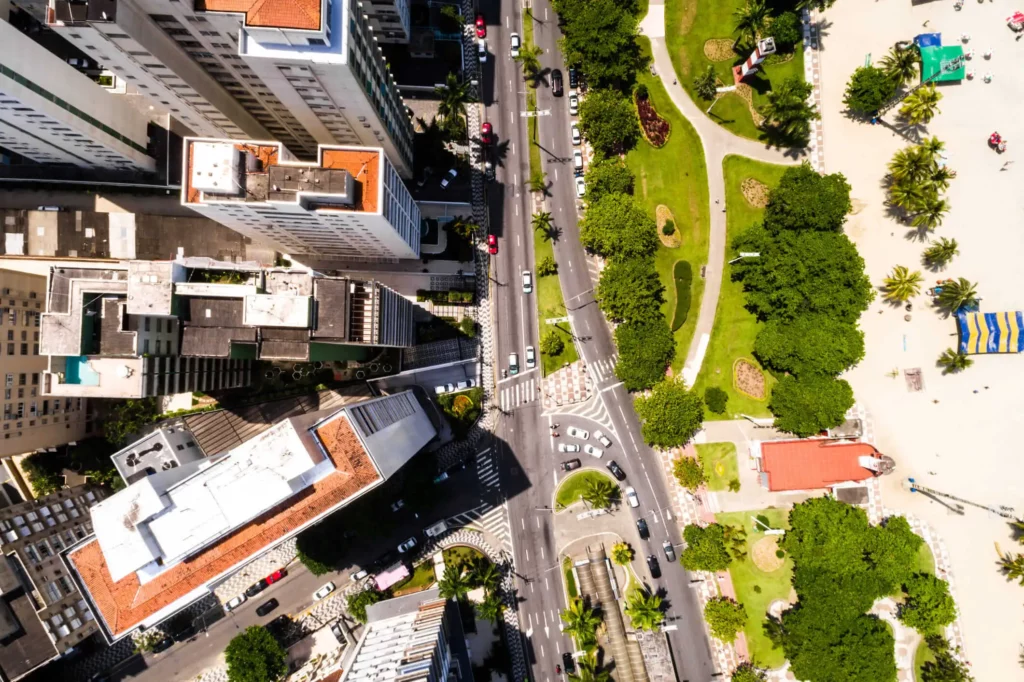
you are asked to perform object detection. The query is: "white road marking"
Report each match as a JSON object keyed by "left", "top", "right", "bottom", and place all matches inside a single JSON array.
[
  {"left": 554, "top": 168, "right": 558, "bottom": 181},
  {"left": 516, "top": 203, "right": 520, "bottom": 216},
  {"left": 567, "top": 260, "right": 572, "bottom": 270},
  {"left": 506, "top": 15, "right": 509, "bottom": 28},
  {"left": 509, "top": 79, "right": 513, "bottom": 92},
  {"left": 553, "top": 469, "right": 558, "bottom": 485},
  {"left": 540, "top": 545, "right": 545, "bottom": 559},
  {"left": 546, "top": 577, "right": 550, "bottom": 590},
  {"left": 526, "top": 548, "right": 530, "bottom": 561},
  {"left": 509, "top": 110, "right": 514, "bottom": 124},
  {"left": 545, "top": 8, "right": 548, "bottom": 19},
  {"left": 531, "top": 581, "right": 536, "bottom": 593},
  {"left": 584, "top": 319, "right": 591, "bottom": 332},
  {"left": 512, "top": 142, "right": 516, "bottom": 155},
  {"left": 600, "top": 381, "right": 624, "bottom": 392},
  {"left": 517, "top": 234, "right": 521, "bottom": 246},
  {"left": 541, "top": 645, "right": 546, "bottom": 659},
  {"left": 536, "top": 517, "right": 541, "bottom": 528},
  {"left": 522, "top": 518, "right": 526, "bottom": 529}
]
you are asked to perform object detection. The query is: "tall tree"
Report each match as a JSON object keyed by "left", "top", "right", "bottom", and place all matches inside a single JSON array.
[
  {"left": 673, "top": 457, "right": 706, "bottom": 490},
  {"left": 560, "top": 597, "right": 602, "bottom": 648},
  {"left": 579, "top": 193, "right": 658, "bottom": 259},
  {"left": 920, "top": 635, "right": 974, "bottom": 682},
  {"left": 625, "top": 589, "right": 665, "bottom": 631},
  {"left": 1002, "top": 553, "right": 1024, "bottom": 585},
  {"left": 936, "top": 277, "right": 979, "bottom": 313},
  {"left": 731, "top": 663, "right": 769, "bottom": 682},
  {"left": 899, "top": 84, "right": 942, "bottom": 125},
  {"left": 754, "top": 314, "right": 865, "bottom": 377},
  {"left": 532, "top": 211, "right": 554, "bottom": 240},
  {"left": 225, "top": 626, "right": 288, "bottom": 682},
  {"left": 557, "top": 0, "right": 643, "bottom": 88},
  {"left": 611, "top": 542, "right": 635, "bottom": 565},
  {"left": 568, "top": 652, "right": 611, "bottom": 682},
  {"left": 769, "top": 374, "right": 854, "bottom": 437},
  {"left": 923, "top": 237, "right": 959, "bottom": 267},
  {"left": 843, "top": 66, "right": 897, "bottom": 115},
  {"left": 694, "top": 65, "right": 719, "bottom": 101},
  {"left": 597, "top": 257, "right": 665, "bottom": 323},
  {"left": 438, "top": 564, "right": 472, "bottom": 601},
  {"left": 899, "top": 573, "right": 957, "bottom": 634},
  {"left": 681, "top": 523, "right": 733, "bottom": 571},
  {"left": 883, "top": 265, "right": 924, "bottom": 302},
  {"left": 346, "top": 588, "right": 385, "bottom": 624},
  {"left": 614, "top": 316, "right": 676, "bottom": 391},
  {"left": 582, "top": 477, "right": 618, "bottom": 509},
  {"left": 703, "top": 597, "right": 748, "bottom": 642},
  {"left": 515, "top": 43, "right": 544, "bottom": 83},
  {"left": 733, "top": 0, "right": 769, "bottom": 46},
  {"left": 759, "top": 77, "right": 820, "bottom": 145},
  {"left": 584, "top": 157, "right": 635, "bottom": 201},
  {"left": 763, "top": 163, "right": 852, "bottom": 234},
  {"left": 911, "top": 197, "right": 950, "bottom": 230},
  {"left": 578, "top": 89, "right": 640, "bottom": 157},
  {"left": 937, "top": 348, "right": 972, "bottom": 374},
  {"left": 435, "top": 73, "right": 474, "bottom": 139},
  {"left": 633, "top": 378, "right": 705, "bottom": 448},
  {"left": 475, "top": 592, "right": 506, "bottom": 623},
  {"left": 880, "top": 44, "right": 920, "bottom": 86},
  {"left": 468, "top": 557, "right": 501, "bottom": 592}
]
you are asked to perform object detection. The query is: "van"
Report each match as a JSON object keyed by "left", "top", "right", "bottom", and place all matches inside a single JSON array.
[
  {"left": 509, "top": 353, "right": 519, "bottom": 375},
  {"left": 424, "top": 520, "right": 449, "bottom": 538}
]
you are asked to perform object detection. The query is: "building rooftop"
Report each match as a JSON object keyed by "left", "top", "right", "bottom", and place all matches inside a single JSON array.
[
  {"left": 110, "top": 422, "right": 207, "bottom": 485},
  {"left": 195, "top": 0, "right": 323, "bottom": 31},
  {"left": 759, "top": 440, "right": 883, "bottom": 492}
]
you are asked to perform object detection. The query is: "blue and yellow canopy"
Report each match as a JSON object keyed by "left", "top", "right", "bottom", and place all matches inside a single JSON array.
[{"left": 957, "top": 311, "right": 1024, "bottom": 354}]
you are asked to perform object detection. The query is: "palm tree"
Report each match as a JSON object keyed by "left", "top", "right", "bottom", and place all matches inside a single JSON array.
[
  {"left": 560, "top": 598, "right": 601, "bottom": 647},
  {"left": 759, "top": 77, "right": 819, "bottom": 143},
  {"left": 468, "top": 557, "right": 501, "bottom": 592},
  {"left": 880, "top": 44, "right": 920, "bottom": 86},
  {"left": 448, "top": 216, "right": 479, "bottom": 240},
  {"left": 923, "top": 237, "right": 959, "bottom": 267},
  {"left": 937, "top": 277, "right": 979, "bottom": 312},
  {"left": 475, "top": 591, "right": 505, "bottom": 623},
  {"left": 581, "top": 478, "right": 617, "bottom": 510},
  {"left": 694, "top": 65, "right": 718, "bottom": 101},
  {"left": 532, "top": 211, "right": 553, "bottom": 237},
  {"left": 722, "top": 524, "right": 748, "bottom": 561},
  {"left": 611, "top": 542, "right": 634, "bottom": 566},
  {"left": 438, "top": 564, "right": 472, "bottom": 601},
  {"left": 1010, "top": 518, "right": 1024, "bottom": 543},
  {"left": 1001, "top": 553, "right": 1024, "bottom": 585},
  {"left": 926, "top": 165, "right": 956, "bottom": 194},
  {"left": 568, "top": 652, "right": 611, "bottom": 682},
  {"left": 918, "top": 136, "right": 946, "bottom": 162},
  {"left": 899, "top": 84, "right": 942, "bottom": 125},
  {"left": 515, "top": 43, "right": 544, "bottom": 84},
  {"left": 887, "top": 181, "right": 924, "bottom": 212},
  {"left": 733, "top": 0, "right": 769, "bottom": 47},
  {"left": 911, "top": 197, "right": 950, "bottom": 230},
  {"left": 888, "top": 147, "right": 933, "bottom": 185},
  {"left": 625, "top": 590, "right": 665, "bottom": 631},
  {"left": 883, "top": 265, "right": 924, "bottom": 302},
  {"left": 937, "top": 348, "right": 973, "bottom": 374},
  {"left": 435, "top": 72, "right": 475, "bottom": 139}
]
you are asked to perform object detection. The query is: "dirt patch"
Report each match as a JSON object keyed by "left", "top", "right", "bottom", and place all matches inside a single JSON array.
[
  {"left": 640, "top": 168, "right": 649, "bottom": 200},
  {"left": 703, "top": 39, "right": 737, "bottom": 62},
  {"left": 850, "top": 198, "right": 867, "bottom": 215},
  {"left": 656, "top": 205, "right": 681, "bottom": 248},
  {"left": 752, "top": 536, "right": 785, "bottom": 572},
  {"left": 733, "top": 84, "right": 765, "bottom": 127},
  {"left": 733, "top": 358, "right": 766, "bottom": 400},
  {"left": 677, "top": 0, "right": 698, "bottom": 38},
  {"left": 741, "top": 178, "right": 770, "bottom": 208}
]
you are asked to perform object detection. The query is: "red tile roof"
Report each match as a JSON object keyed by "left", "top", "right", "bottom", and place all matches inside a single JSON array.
[
  {"left": 69, "top": 416, "right": 378, "bottom": 638},
  {"left": 196, "top": 0, "right": 322, "bottom": 30},
  {"left": 760, "top": 440, "right": 880, "bottom": 492}
]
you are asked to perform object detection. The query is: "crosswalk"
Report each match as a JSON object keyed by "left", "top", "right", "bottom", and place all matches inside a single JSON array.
[
  {"left": 589, "top": 354, "right": 619, "bottom": 383},
  {"left": 475, "top": 446, "right": 501, "bottom": 490},
  {"left": 446, "top": 502, "right": 513, "bottom": 553},
  {"left": 499, "top": 376, "right": 539, "bottom": 411}
]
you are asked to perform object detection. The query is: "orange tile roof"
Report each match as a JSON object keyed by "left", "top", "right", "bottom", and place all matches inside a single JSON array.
[
  {"left": 196, "top": 0, "right": 322, "bottom": 30},
  {"left": 69, "top": 416, "right": 378, "bottom": 638},
  {"left": 320, "top": 148, "right": 380, "bottom": 214},
  {"left": 760, "top": 440, "right": 880, "bottom": 492}
]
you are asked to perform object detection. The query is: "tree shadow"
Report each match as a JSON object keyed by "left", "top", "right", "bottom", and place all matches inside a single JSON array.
[
  {"left": 528, "top": 68, "right": 552, "bottom": 90},
  {"left": 813, "top": 18, "right": 833, "bottom": 51},
  {"left": 875, "top": 117, "right": 923, "bottom": 145}
]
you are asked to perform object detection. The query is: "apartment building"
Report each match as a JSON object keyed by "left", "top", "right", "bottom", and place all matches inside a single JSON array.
[
  {"left": 183, "top": 138, "right": 420, "bottom": 262},
  {"left": 0, "top": 271, "right": 88, "bottom": 459},
  {"left": 0, "top": 19, "right": 155, "bottom": 171},
  {"left": 0, "top": 484, "right": 106, "bottom": 680},
  {"left": 363, "top": 0, "right": 410, "bottom": 44},
  {"left": 65, "top": 390, "right": 435, "bottom": 640},
  {"left": 45, "top": 0, "right": 414, "bottom": 175}
]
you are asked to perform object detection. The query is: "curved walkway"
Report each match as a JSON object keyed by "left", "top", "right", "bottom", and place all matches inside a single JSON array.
[{"left": 639, "top": 0, "right": 804, "bottom": 385}]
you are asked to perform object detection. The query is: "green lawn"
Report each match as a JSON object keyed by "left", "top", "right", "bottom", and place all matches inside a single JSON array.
[
  {"left": 695, "top": 442, "right": 739, "bottom": 491},
  {"left": 692, "top": 155, "right": 788, "bottom": 420},
  {"left": 914, "top": 639, "right": 937, "bottom": 682},
  {"left": 443, "top": 545, "right": 486, "bottom": 569},
  {"left": 664, "top": 0, "right": 805, "bottom": 141},
  {"left": 626, "top": 38, "right": 710, "bottom": 373},
  {"left": 555, "top": 470, "right": 618, "bottom": 509},
  {"left": 563, "top": 556, "right": 578, "bottom": 599},
  {"left": 716, "top": 509, "right": 794, "bottom": 669},
  {"left": 915, "top": 542, "right": 936, "bottom": 575},
  {"left": 393, "top": 561, "right": 437, "bottom": 596}
]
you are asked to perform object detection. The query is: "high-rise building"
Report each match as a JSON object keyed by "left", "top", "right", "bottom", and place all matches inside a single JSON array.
[
  {"left": 0, "top": 270, "right": 89, "bottom": 458},
  {"left": 65, "top": 391, "right": 435, "bottom": 641},
  {"left": 182, "top": 138, "right": 420, "bottom": 262},
  {"left": 0, "top": 19, "right": 155, "bottom": 171},
  {"left": 45, "top": 0, "right": 414, "bottom": 175},
  {"left": 363, "top": 0, "right": 410, "bottom": 44}
]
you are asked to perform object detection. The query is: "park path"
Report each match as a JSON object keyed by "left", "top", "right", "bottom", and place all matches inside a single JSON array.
[{"left": 638, "top": 0, "right": 804, "bottom": 386}]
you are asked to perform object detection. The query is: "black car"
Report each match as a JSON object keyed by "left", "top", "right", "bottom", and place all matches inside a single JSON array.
[
  {"left": 152, "top": 637, "right": 174, "bottom": 654},
  {"left": 551, "top": 69, "right": 563, "bottom": 97},
  {"left": 606, "top": 460, "right": 626, "bottom": 481},
  {"left": 244, "top": 579, "right": 268, "bottom": 598},
  {"left": 568, "top": 66, "right": 579, "bottom": 89},
  {"left": 561, "top": 458, "right": 582, "bottom": 472},
  {"left": 172, "top": 624, "right": 197, "bottom": 643},
  {"left": 267, "top": 615, "right": 291, "bottom": 641},
  {"left": 255, "top": 598, "right": 279, "bottom": 617},
  {"left": 562, "top": 652, "right": 575, "bottom": 674},
  {"left": 636, "top": 518, "right": 650, "bottom": 540},
  {"left": 331, "top": 621, "right": 347, "bottom": 645},
  {"left": 647, "top": 555, "right": 661, "bottom": 579}
]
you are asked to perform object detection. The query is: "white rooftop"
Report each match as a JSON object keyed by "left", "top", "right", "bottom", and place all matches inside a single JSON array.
[
  {"left": 190, "top": 142, "right": 240, "bottom": 195},
  {"left": 243, "top": 294, "right": 312, "bottom": 327}
]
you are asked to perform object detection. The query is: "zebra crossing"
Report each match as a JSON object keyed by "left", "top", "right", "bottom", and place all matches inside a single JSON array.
[
  {"left": 475, "top": 446, "right": 501, "bottom": 490},
  {"left": 498, "top": 376, "right": 539, "bottom": 412},
  {"left": 544, "top": 390, "right": 617, "bottom": 439},
  {"left": 446, "top": 502, "right": 513, "bottom": 553},
  {"left": 588, "top": 354, "right": 619, "bottom": 384}
]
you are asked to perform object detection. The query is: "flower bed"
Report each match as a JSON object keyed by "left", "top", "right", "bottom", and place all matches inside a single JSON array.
[{"left": 635, "top": 88, "right": 670, "bottom": 148}]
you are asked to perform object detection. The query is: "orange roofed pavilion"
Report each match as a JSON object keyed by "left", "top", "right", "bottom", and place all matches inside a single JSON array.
[{"left": 759, "top": 440, "right": 888, "bottom": 492}]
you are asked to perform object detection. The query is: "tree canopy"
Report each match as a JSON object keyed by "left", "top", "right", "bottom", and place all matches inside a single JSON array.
[
  {"left": 843, "top": 66, "right": 897, "bottom": 115},
  {"left": 585, "top": 157, "right": 636, "bottom": 201},
  {"left": 580, "top": 193, "right": 658, "bottom": 259},
  {"left": 553, "top": 0, "right": 644, "bottom": 89},
  {"left": 763, "top": 163, "right": 852, "bottom": 234},
  {"left": 634, "top": 378, "right": 705, "bottom": 448},
  {"left": 703, "top": 597, "right": 748, "bottom": 642},
  {"left": 769, "top": 373, "right": 855, "bottom": 437},
  {"left": 613, "top": 317, "right": 675, "bottom": 391},
  {"left": 597, "top": 257, "right": 664, "bottom": 323},
  {"left": 672, "top": 457, "right": 706, "bottom": 490},
  {"left": 899, "top": 573, "right": 957, "bottom": 634},
  {"left": 919, "top": 635, "right": 974, "bottom": 682},
  {"left": 225, "top": 626, "right": 288, "bottom": 682},
  {"left": 578, "top": 89, "right": 641, "bottom": 157},
  {"left": 681, "top": 523, "right": 732, "bottom": 572},
  {"left": 347, "top": 588, "right": 386, "bottom": 624},
  {"left": 754, "top": 314, "right": 865, "bottom": 377}
]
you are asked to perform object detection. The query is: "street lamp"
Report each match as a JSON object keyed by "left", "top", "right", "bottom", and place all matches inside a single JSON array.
[{"left": 727, "top": 252, "right": 760, "bottom": 265}]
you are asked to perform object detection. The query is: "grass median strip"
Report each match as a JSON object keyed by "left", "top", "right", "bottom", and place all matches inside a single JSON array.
[{"left": 554, "top": 469, "right": 616, "bottom": 509}]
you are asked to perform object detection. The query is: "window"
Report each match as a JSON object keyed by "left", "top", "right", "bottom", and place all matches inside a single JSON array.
[{"left": 17, "top": 374, "right": 24, "bottom": 386}]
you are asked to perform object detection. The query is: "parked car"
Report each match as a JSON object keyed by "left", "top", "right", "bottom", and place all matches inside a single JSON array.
[
  {"left": 567, "top": 426, "right": 589, "bottom": 440},
  {"left": 225, "top": 594, "right": 246, "bottom": 611},
  {"left": 562, "top": 652, "right": 576, "bottom": 674},
  {"left": 572, "top": 149, "right": 583, "bottom": 174},
  {"left": 456, "top": 379, "right": 474, "bottom": 390},
  {"left": 561, "top": 459, "right": 582, "bottom": 472},
  {"left": 330, "top": 621, "right": 346, "bottom": 644},
  {"left": 313, "top": 582, "right": 336, "bottom": 601},
  {"left": 397, "top": 537, "right": 418, "bottom": 553},
  {"left": 390, "top": 499, "right": 405, "bottom": 512},
  {"left": 575, "top": 176, "right": 586, "bottom": 198},
  {"left": 265, "top": 569, "right": 285, "bottom": 585},
  {"left": 568, "top": 93, "right": 579, "bottom": 115},
  {"left": 424, "top": 520, "right": 449, "bottom": 538},
  {"left": 488, "top": 233, "right": 498, "bottom": 254},
  {"left": 510, "top": 32, "right": 521, "bottom": 58},
  {"left": 416, "top": 166, "right": 434, "bottom": 187},
  {"left": 606, "top": 460, "right": 626, "bottom": 481},
  {"left": 568, "top": 66, "right": 579, "bottom": 89},
  {"left": 558, "top": 443, "right": 581, "bottom": 453},
  {"left": 647, "top": 555, "right": 661, "bottom": 579},
  {"left": 244, "top": 580, "right": 269, "bottom": 598},
  {"left": 351, "top": 569, "right": 369, "bottom": 581},
  {"left": 478, "top": 39, "right": 487, "bottom": 63},
  {"left": 636, "top": 517, "right": 650, "bottom": 540},
  {"left": 594, "top": 430, "right": 612, "bottom": 448},
  {"left": 434, "top": 384, "right": 454, "bottom": 395},
  {"left": 551, "top": 69, "right": 563, "bottom": 96},
  {"left": 152, "top": 637, "right": 174, "bottom": 654},
  {"left": 625, "top": 486, "right": 639, "bottom": 508},
  {"left": 440, "top": 167, "right": 457, "bottom": 189},
  {"left": 509, "top": 352, "right": 520, "bottom": 375},
  {"left": 571, "top": 122, "right": 581, "bottom": 146},
  {"left": 522, "top": 270, "right": 533, "bottom": 293},
  {"left": 583, "top": 444, "right": 603, "bottom": 458},
  {"left": 173, "top": 623, "right": 197, "bottom": 642},
  {"left": 475, "top": 13, "right": 486, "bottom": 38},
  {"left": 525, "top": 346, "right": 536, "bottom": 368},
  {"left": 267, "top": 615, "right": 290, "bottom": 640},
  {"left": 481, "top": 121, "right": 494, "bottom": 144},
  {"left": 662, "top": 541, "right": 676, "bottom": 562}
]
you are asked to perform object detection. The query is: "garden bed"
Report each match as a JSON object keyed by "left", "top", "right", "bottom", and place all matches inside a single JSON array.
[
  {"left": 437, "top": 387, "right": 483, "bottom": 440},
  {"left": 670, "top": 260, "right": 693, "bottom": 332},
  {"left": 635, "top": 87, "right": 670, "bottom": 148},
  {"left": 733, "top": 358, "right": 766, "bottom": 400},
  {"left": 656, "top": 205, "right": 681, "bottom": 248}
]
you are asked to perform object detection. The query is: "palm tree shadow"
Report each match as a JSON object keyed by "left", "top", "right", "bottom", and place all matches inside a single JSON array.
[
  {"left": 529, "top": 68, "right": 552, "bottom": 90},
  {"left": 904, "top": 226, "right": 934, "bottom": 243},
  {"left": 492, "top": 139, "right": 510, "bottom": 168},
  {"left": 813, "top": 18, "right": 833, "bottom": 51},
  {"left": 875, "top": 117, "right": 922, "bottom": 144}
]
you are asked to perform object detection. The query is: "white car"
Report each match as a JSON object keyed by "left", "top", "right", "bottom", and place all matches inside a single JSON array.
[
  {"left": 573, "top": 149, "right": 583, "bottom": 172},
  {"left": 567, "top": 426, "right": 589, "bottom": 440},
  {"left": 571, "top": 122, "right": 581, "bottom": 146},
  {"left": 522, "top": 270, "right": 533, "bottom": 294},
  {"left": 225, "top": 594, "right": 246, "bottom": 611},
  {"left": 478, "top": 39, "right": 488, "bottom": 62},
  {"left": 526, "top": 345, "right": 536, "bottom": 368},
  {"left": 575, "top": 176, "right": 586, "bottom": 198},
  {"left": 569, "top": 93, "right": 579, "bottom": 115},
  {"left": 440, "top": 167, "right": 457, "bottom": 189},
  {"left": 313, "top": 582, "right": 336, "bottom": 601},
  {"left": 594, "top": 430, "right": 612, "bottom": 448},
  {"left": 584, "top": 444, "right": 603, "bottom": 458},
  {"left": 397, "top": 537, "right": 418, "bottom": 553},
  {"left": 510, "top": 32, "right": 521, "bottom": 58},
  {"left": 434, "top": 384, "right": 454, "bottom": 395},
  {"left": 625, "top": 486, "right": 639, "bottom": 508},
  {"left": 559, "top": 443, "right": 581, "bottom": 453}
]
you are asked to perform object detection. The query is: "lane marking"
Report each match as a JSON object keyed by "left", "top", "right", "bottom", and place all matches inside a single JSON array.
[
  {"left": 512, "top": 142, "right": 516, "bottom": 155},
  {"left": 516, "top": 203, "right": 520, "bottom": 217},
  {"left": 554, "top": 168, "right": 558, "bottom": 181},
  {"left": 600, "top": 381, "right": 624, "bottom": 392},
  {"left": 509, "top": 110, "right": 514, "bottom": 124},
  {"left": 526, "top": 548, "right": 530, "bottom": 561}
]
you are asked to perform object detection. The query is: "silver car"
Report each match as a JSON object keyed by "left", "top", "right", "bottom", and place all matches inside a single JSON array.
[
  {"left": 510, "top": 32, "right": 521, "bottom": 58},
  {"left": 569, "top": 93, "right": 579, "bottom": 116},
  {"left": 567, "top": 426, "right": 589, "bottom": 440},
  {"left": 594, "top": 430, "right": 612, "bottom": 448},
  {"left": 558, "top": 443, "right": 581, "bottom": 453},
  {"left": 584, "top": 444, "right": 603, "bottom": 458},
  {"left": 571, "top": 122, "right": 581, "bottom": 146}
]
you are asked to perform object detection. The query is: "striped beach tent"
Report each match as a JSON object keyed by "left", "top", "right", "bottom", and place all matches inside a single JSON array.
[{"left": 957, "top": 310, "right": 1024, "bottom": 354}]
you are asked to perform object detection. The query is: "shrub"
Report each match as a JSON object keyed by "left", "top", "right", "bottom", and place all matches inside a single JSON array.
[
  {"left": 704, "top": 386, "right": 729, "bottom": 414},
  {"left": 673, "top": 457, "right": 705, "bottom": 490},
  {"left": 771, "top": 11, "right": 802, "bottom": 50},
  {"left": 704, "top": 597, "right": 748, "bottom": 642},
  {"left": 670, "top": 260, "right": 692, "bottom": 331},
  {"left": 459, "top": 317, "right": 477, "bottom": 337},
  {"left": 540, "top": 330, "right": 565, "bottom": 356},
  {"left": 537, "top": 255, "right": 558, "bottom": 276},
  {"left": 662, "top": 219, "right": 676, "bottom": 236},
  {"left": 843, "top": 65, "right": 897, "bottom": 115}
]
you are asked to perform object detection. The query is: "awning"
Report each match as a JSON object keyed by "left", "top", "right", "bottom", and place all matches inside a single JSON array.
[
  {"left": 914, "top": 33, "right": 942, "bottom": 48},
  {"left": 920, "top": 45, "right": 966, "bottom": 82},
  {"left": 957, "top": 311, "right": 1024, "bottom": 354}
]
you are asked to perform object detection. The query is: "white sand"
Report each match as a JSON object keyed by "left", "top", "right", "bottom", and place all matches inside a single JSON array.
[{"left": 819, "top": 1, "right": 1024, "bottom": 678}]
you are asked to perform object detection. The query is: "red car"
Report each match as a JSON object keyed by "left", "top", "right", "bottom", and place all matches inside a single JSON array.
[
  {"left": 265, "top": 569, "right": 285, "bottom": 585},
  {"left": 487, "top": 234, "right": 498, "bottom": 255},
  {"left": 475, "top": 14, "right": 486, "bottom": 38},
  {"left": 481, "top": 121, "right": 494, "bottom": 145}
]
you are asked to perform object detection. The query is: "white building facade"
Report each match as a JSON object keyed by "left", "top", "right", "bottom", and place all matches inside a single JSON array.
[
  {"left": 0, "top": 19, "right": 155, "bottom": 171},
  {"left": 45, "top": 0, "right": 413, "bottom": 175}
]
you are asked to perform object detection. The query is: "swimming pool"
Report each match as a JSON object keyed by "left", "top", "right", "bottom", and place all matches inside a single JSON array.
[{"left": 63, "top": 356, "right": 100, "bottom": 386}]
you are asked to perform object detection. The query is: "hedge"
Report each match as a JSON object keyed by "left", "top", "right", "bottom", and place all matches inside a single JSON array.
[
  {"left": 671, "top": 260, "right": 693, "bottom": 331},
  {"left": 416, "top": 289, "right": 475, "bottom": 304}
]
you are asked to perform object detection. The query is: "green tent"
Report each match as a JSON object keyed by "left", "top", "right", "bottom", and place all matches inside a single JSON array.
[{"left": 920, "top": 45, "right": 966, "bottom": 82}]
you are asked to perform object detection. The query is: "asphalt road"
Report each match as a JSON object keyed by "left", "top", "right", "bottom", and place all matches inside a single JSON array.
[{"left": 481, "top": 0, "right": 718, "bottom": 679}]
